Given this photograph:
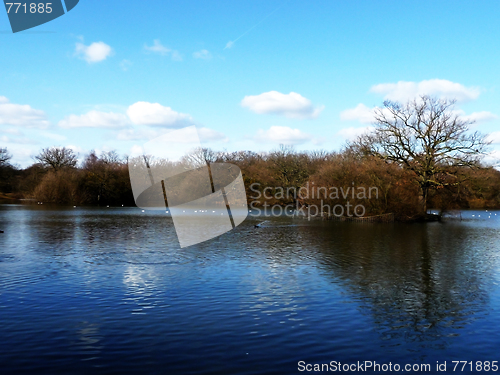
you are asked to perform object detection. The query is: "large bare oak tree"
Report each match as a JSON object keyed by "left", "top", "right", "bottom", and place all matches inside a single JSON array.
[
  {"left": 35, "top": 147, "right": 78, "bottom": 172},
  {"left": 351, "top": 96, "right": 490, "bottom": 215}
]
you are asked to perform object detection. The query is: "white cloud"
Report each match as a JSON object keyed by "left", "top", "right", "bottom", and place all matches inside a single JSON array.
[
  {"left": 59, "top": 110, "right": 129, "bottom": 129},
  {"left": 0, "top": 96, "right": 49, "bottom": 128},
  {"left": 75, "top": 41, "right": 113, "bottom": 63},
  {"left": 370, "top": 79, "right": 480, "bottom": 103},
  {"left": 254, "top": 126, "right": 311, "bottom": 145},
  {"left": 241, "top": 91, "right": 324, "bottom": 119},
  {"left": 144, "top": 40, "right": 182, "bottom": 61},
  {"left": 340, "top": 103, "right": 376, "bottom": 124},
  {"left": 193, "top": 49, "right": 212, "bottom": 60},
  {"left": 126, "top": 102, "right": 193, "bottom": 127},
  {"left": 337, "top": 126, "right": 375, "bottom": 141}
]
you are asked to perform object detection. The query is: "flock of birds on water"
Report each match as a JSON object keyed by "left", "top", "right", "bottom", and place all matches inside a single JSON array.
[
  {"left": 0, "top": 209, "right": 497, "bottom": 234},
  {"left": 471, "top": 210, "right": 497, "bottom": 219}
]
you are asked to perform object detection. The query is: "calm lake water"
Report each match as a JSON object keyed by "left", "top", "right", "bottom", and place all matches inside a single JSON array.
[{"left": 1, "top": 204, "right": 500, "bottom": 374}]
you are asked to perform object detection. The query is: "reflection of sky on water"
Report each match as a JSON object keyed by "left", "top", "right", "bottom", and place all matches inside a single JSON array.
[
  {"left": 123, "top": 264, "right": 162, "bottom": 315},
  {"left": 72, "top": 321, "right": 103, "bottom": 359},
  {"left": 237, "top": 263, "right": 309, "bottom": 327},
  {"left": 2, "top": 206, "right": 500, "bottom": 373}
]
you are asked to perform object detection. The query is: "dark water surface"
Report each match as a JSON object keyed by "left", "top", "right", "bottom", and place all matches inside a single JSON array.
[{"left": 1, "top": 205, "right": 500, "bottom": 374}]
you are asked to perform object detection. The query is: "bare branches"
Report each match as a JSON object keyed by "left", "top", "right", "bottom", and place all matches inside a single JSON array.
[
  {"left": 182, "top": 147, "right": 220, "bottom": 168},
  {"left": 35, "top": 147, "right": 78, "bottom": 172},
  {"left": 0, "top": 147, "right": 12, "bottom": 167}
]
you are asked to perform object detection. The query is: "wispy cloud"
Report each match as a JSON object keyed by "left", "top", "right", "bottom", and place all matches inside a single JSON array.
[
  {"left": 120, "top": 59, "right": 133, "bottom": 71},
  {"left": 193, "top": 49, "right": 212, "bottom": 60},
  {"left": 144, "top": 39, "right": 170, "bottom": 55},
  {"left": 171, "top": 50, "right": 183, "bottom": 62},
  {"left": 144, "top": 39, "right": 182, "bottom": 61},
  {"left": 224, "top": 3, "right": 285, "bottom": 50}
]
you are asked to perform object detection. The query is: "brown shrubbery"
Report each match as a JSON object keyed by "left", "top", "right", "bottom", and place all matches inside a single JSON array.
[
  {"left": 304, "top": 153, "right": 421, "bottom": 220},
  {"left": 32, "top": 170, "right": 80, "bottom": 204}
]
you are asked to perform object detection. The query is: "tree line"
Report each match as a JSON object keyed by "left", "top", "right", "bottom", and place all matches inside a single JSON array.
[
  {"left": 1, "top": 96, "right": 499, "bottom": 220},
  {"left": 0, "top": 147, "right": 135, "bottom": 207}
]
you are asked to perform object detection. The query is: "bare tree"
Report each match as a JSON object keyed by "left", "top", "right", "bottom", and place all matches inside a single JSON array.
[
  {"left": 0, "top": 147, "right": 12, "bottom": 167},
  {"left": 351, "top": 96, "right": 490, "bottom": 215},
  {"left": 182, "top": 147, "right": 220, "bottom": 168},
  {"left": 35, "top": 147, "right": 78, "bottom": 172},
  {"left": 308, "top": 150, "right": 332, "bottom": 162},
  {"left": 101, "top": 150, "right": 122, "bottom": 165}
]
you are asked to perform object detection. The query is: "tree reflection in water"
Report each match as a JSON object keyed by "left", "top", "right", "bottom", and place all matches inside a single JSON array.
[{"left": 297, "top": 221, "right": 497, "bottom": 350}]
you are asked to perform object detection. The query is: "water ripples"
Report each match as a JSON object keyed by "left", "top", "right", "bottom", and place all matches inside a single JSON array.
[{"left": 2, "top": 206, "right": 500, "bottom": 373}]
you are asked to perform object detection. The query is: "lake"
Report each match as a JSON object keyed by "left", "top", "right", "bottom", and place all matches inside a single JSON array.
[{"left": 1, "top": 204, "right": 500, "bottom": 374}]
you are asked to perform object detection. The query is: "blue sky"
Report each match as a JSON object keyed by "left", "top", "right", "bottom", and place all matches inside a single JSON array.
[{"left": 1, "top": 0, "right": 500, "bottom": 167}]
